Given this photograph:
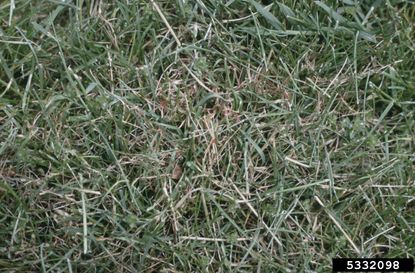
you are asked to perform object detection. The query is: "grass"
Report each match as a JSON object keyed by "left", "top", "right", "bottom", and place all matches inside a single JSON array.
[{"left": 0, "top": 0, "right": 414, "bottom": 272}]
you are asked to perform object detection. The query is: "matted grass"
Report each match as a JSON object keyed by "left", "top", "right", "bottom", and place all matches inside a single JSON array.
[{"left": 0, "top": 0, "right": 414, "bottom": 272}]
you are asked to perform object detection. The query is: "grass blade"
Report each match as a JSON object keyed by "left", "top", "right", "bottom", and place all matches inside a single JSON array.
[
  {"left": 247, "top": 0, "right": 283, "bottom": 30},
  {"left": 315, "top": 1, "right": 347, "bottom": 23}
]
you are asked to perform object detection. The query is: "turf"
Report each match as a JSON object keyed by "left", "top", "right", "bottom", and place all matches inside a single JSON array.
[{"left": 0, "top": 0, "right": 414, "bottom": 272}]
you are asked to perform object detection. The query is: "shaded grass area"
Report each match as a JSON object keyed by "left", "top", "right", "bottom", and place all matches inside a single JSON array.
[{"left": 0, "top": 0, "right": 414, "bottom": 272}]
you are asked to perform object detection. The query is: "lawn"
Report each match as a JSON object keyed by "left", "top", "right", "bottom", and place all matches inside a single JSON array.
[{"left": 0, "top": 0, "right": 414, "bottom": 272}]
